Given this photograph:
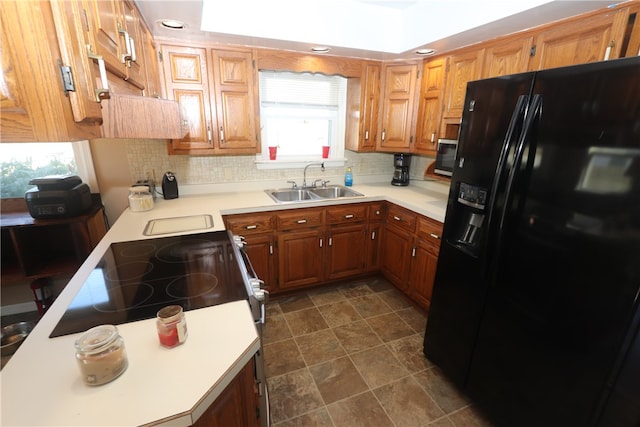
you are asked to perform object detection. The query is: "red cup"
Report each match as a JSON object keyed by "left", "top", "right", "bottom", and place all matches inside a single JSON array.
[
  {"left": 268, "top": 146, "right": 277, "bottom": 160},
  {"left": 322, "top": 146, "right": 330, "bottom": 158}
]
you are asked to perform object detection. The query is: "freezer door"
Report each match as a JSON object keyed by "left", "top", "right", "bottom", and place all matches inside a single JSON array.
[
  {"left": 423, "top": 72, "right": 535, "bottom": 385},
  {"left": 466, "top": 57, "right": 640, "bottom": 427}
]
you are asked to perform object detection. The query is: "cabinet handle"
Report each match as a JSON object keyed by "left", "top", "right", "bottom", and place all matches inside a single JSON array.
[
  {"left": 393, "top": 215, "right": 402, "bottom": 222},
  {"left": 245, "top": 225, "right": 257, "bottom": 230},
  {"left": 431, "top": 132, "right": 436, "bottom": 144},
  {"left": 429, "top": 233, "right": 441, "bottom": 239},
  {"left": 328, "top": 237, "right": 333, "bottom": 246},
  {"left": 118, "top": 24, "right": 132, "bottom": 63},
  {"left": 219, "top": 126, "right": 225, "bottom": 142},
  {"left": 296, "top": 219, "right": 307, "bottom": 224},
  {"left": 412, "top": 247, "right": 416, "bottom": 257},
  {"left": 604, "top": 40, "right": 614, "bottom": 61},
  {"left": 375, "top": 210, "right": 380, "bottom": 215},
  {"left": 269, "top": 244, "right": 273, "bottom": 255},
  {"left": 207, "top": 125, "right": 212, "bottom": 144},
  {"left": 364, "top": 130, "right": 369, "bottom": 140},
  {"left": 128, "top": 36, "right": 137, "bottom": 62},
  {"left": 371, "top": 231, "right": 376, "bottom": 240},
  {"left": 381, "top": 129, "right": 386, "bottom": 141},
  {"left": 319, "top": 238, "right": 323, "bottom": 248},
  {"left": 86, "top": 46, "right": 109, "bottom": 102},
  {"left": 344, "top": 214, "right": 354, "bottom": 219}
]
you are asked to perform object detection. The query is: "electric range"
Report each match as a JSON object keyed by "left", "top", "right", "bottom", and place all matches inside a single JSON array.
[{"left": 50, "top": 230, "right": 250, "bottom": 338}]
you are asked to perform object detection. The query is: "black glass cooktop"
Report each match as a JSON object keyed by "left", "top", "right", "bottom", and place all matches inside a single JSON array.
[{"left": 50, "top": 230, "right": 249, "bottom": 338}]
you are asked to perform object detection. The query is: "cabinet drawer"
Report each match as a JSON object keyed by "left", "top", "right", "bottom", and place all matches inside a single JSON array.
[
  {"left": 224, "top": 213, "right": 275, "bottom": 235},
  {"left": 416, "top": 216, "right": 443, "bottom": 251},
  {"left": 386, "top": 204, "right": 417, "bottom": 233},
  {"left": 368, "top": 202, "right": 385, "bottom": 222},
  {"left": 276, "top": 208, "right": 324, "bottom": 230},
  {"left": 326, "top": 204, "right": 368, "bottom": 225}
]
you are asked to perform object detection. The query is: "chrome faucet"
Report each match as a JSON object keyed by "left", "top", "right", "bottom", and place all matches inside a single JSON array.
[{"left": 302, "top": 162, "right": 325, "bottom": 188}]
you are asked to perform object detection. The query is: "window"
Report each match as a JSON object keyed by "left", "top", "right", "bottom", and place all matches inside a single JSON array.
[
  {"left": 0, "top": 142, "right": 96, "bottom": 198},
  {"left": 258, "top": 71, "right": 347, "bottom": 165}
]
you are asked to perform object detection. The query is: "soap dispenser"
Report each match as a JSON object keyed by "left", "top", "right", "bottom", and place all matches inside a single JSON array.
[{"left": 344, "top": 167, "right": 353, "bottom": 187}]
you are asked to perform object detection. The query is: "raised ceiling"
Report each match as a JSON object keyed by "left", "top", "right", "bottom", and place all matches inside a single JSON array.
[{"left": 135, "top": 0, "right": 619, "bottom": 60}]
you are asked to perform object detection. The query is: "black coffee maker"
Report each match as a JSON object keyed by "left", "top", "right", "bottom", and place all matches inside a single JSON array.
[{"left": 391, "top": 153, "right": 411, "bottom": 186}]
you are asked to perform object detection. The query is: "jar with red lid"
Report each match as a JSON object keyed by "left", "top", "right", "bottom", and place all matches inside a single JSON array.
[{"left": 156, "top": 305, "right": 188, "bottom": 348}]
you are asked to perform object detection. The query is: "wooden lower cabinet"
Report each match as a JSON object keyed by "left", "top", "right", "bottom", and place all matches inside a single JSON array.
[
  {"left": 192, "top": 358, "right": 259, "bottom": 427},
  {"left": 223, "top": 212, "right": 277, "bottom": 292},
  {"left": 223, "top": 202, "right": 442, "bottom": 308},
  {"left": 380, "top": 223, "right": 413, "bottom": 292},
  {"left": 278, "top": 229, "right": 324, "bottom": 289},
  {"left": 326, "top": 223, "right": 367, "bottom": 280}
]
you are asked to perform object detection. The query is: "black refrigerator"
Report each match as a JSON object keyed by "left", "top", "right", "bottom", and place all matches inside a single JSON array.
[{"left": 423, "top": 57, "right": 640, "bottom": 427}]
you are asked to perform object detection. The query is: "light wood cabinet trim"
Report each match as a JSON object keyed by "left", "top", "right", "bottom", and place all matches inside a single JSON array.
[{"left": 255, "top": 48, "right": 363, "bottom": 77}]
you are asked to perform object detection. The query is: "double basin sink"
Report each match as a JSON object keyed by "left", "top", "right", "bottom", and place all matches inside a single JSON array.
[{"left": 265, "top": 185, "right": 364, "bottom": 203}]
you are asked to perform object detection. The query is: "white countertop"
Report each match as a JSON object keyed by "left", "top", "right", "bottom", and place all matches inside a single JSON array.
[{"left": 0, "top": 180, "right": 449, "bottom": 426}]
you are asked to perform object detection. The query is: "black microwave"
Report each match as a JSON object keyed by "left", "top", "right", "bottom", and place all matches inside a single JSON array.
[{"left": 434, "top": 139, "right": 458, "bottom": 177}]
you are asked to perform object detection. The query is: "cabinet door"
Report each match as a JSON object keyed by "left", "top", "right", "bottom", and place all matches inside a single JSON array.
[
  {"left": 531, "top": 9, "right": 628, "bottom": 70},
  {"left": 364, "top": 222, "right": 383, "bottom": 272},
  {"left": 327, "top": 224, "right": 366, "bottom": 280},
  {"left": 0, "top": 0, "right": 102, "bottom": 141},
  {"left": 119, "top": 0, "right": 145, "bottom": 89},
  {"left": 415, "top": 58, "right": 445, "bottom": 154},
  {"left": 139, "top": 22, "right": 161, "bottom": 97},
  {"left": 380, "top": 224, "right": 413, "bottom": 291},
  {"left": 278, "top": 230, "right": 324, "bottom": 289},
  {"left": 361, "top": 63, "right": 380, "bottom": 150},
  {"left": 482, "top": 36, "right": 534, "bottom": 78},
  {"left": 408, "top": 239, "right": 439, "bottom": 310},
  {"left": 243, "top": 233, "right": 277, "bottom": 293},
  {"left": 211, "top": 50, "right": 259, "bottom": 153},
  {"left": 162, "top": 45, "right": 214, "bottom": 151},
  {"left": 378, "top": 64, "right": 418, "bottom": 151},
  {"left": 443, "top": 50, "right": 484, "bottom": 119},
  {"left": 84, "top": 0, "right": 126, "bottom": 79}
]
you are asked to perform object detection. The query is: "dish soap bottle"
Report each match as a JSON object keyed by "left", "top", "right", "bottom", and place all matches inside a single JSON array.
[{"left": 344, "top": 167, "right": 353, "bottom": 187}]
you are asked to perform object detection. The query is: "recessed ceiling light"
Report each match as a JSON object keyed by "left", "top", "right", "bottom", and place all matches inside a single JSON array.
[
  {"left": 159, "top": 19, "right": 186, "bottom": 30},
  {"left": 311, "top": 46, "right": 331, "bottom": 53},
  {"left": 416, "top": 48, "right": 436, "bottom": 56}
]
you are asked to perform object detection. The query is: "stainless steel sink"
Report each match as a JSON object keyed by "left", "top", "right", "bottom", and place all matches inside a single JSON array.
[
  {"left": 309, "top": 186, "right": 364, "bottom": 199},
  {"left": 266, "top": 189, "right": 322, "bottom": 203},
  {"left": 265, "top": 186, "right": 364, "bottom": 203}
]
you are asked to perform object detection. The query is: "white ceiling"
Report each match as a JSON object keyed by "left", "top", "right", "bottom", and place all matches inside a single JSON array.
[{"left": 135, "top": 0, "right": 618, "bottom": 60}]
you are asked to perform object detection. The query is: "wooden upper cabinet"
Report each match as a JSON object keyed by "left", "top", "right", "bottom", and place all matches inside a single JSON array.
[
  {"left": 162, "top": 45, "right": 259, "bottom": 155},
  {"left": 162, "top": 46, "right": 213, "bottom": 151},
  {"left": 530, "top": 8, "right": 629, "bottom": 70},
  {"left": 346, "top": 63, "right": 380, "bottom": 152},
  {"left": 482, "top": 36, "right": 534, "bottom": 78},
  {"left": 0, "top": 0, "right": 102, "bottom": 142},
  {"left": 414, "top": 58, "right": 446, "bottom": 154},
  {"left": 377, "top": 63, "right": 418, "bottom": 152},
  {"left": 443, "top": 49, "right": 484, "bottom": 120},
  {"left": 139, "top": 22, "right": 161, "bottom": 97},
  {"left": 119, "top": 0, "right": 145, "bottom": 89},
  {"left": 211, "top": 50, "right": 259, "bottom": 153}
]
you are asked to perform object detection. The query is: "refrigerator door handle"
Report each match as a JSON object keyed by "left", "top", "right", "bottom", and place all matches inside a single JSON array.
[
  {"left": 492, "top": 94, "right": 543, "bottom": 279},
  {"left": 482, "top": 94, "right": 529, "bottom": 273}
]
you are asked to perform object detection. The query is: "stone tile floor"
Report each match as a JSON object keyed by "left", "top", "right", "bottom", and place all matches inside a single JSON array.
[{"left": 263, "top": 276, "right": 495, "bottom": 427}]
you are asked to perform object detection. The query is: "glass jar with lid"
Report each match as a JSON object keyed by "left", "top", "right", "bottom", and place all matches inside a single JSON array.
[
  {"left": 75, "top": 324, "right": 128, "bottom": 386},
  {"left": 128, "top": 185, "right": 153, "bottom": 212},
  {"left": 156, "top": 305, "right": 188, "bottom": 348}
]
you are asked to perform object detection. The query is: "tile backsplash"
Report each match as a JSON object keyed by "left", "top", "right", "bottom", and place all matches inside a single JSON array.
[{"left": 126, "top": 139, "right": 434, "bottom": 190}]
